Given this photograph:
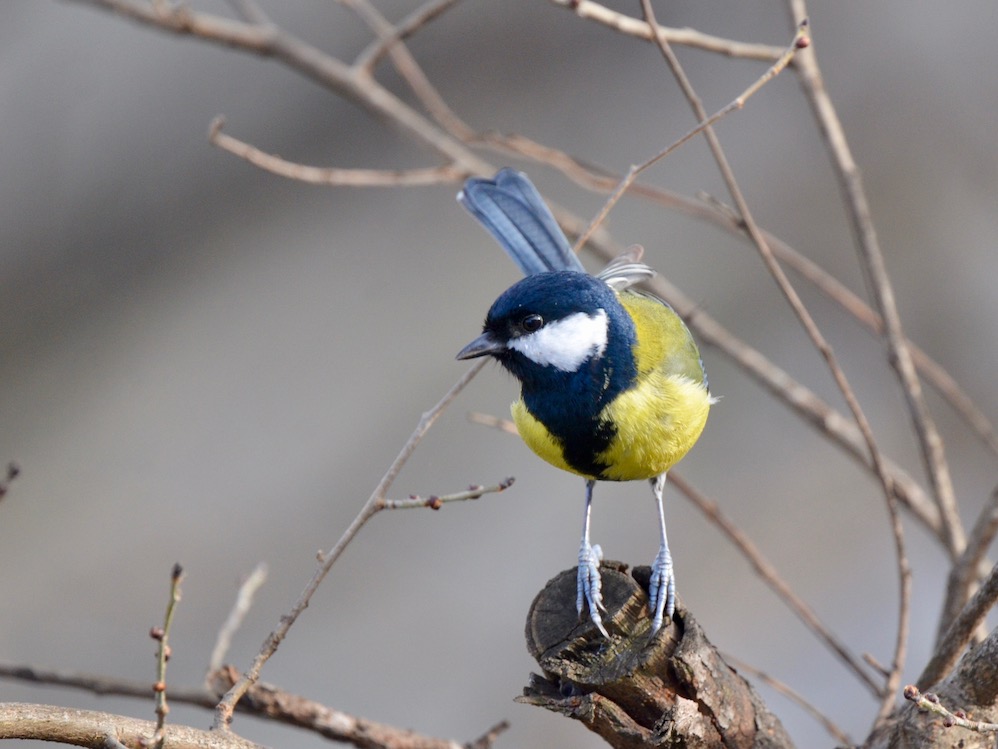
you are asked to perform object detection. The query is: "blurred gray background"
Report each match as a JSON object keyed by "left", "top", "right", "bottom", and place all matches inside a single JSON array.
[{"left": 1, "top": 2, "right": 996, "bottom": 747}]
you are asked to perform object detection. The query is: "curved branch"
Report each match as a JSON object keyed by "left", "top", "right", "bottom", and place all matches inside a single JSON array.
[
  {"left": 209, "top": 118, "right": 464, "bottom": 186},
  {"left": 73, "top": 0, "right": 492, "bottom": 177},
  {"left": 0, "top": 703, "right": 266, "bottom": 749}
]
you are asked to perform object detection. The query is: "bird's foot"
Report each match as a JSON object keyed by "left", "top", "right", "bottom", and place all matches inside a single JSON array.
[
  {"left": 648, "top": 546, "right": 675, "bottom": 635},
  {"left": 576, "top": 540, "right": 609, "bottom": 637}
]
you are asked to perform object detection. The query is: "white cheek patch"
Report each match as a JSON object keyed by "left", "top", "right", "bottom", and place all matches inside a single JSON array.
[{"left": 509, "top": 310, "right": 608, "bottom": 372}]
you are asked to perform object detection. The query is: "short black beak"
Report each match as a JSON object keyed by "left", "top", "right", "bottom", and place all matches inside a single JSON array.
[{"left": 456, "top": 331, "right": 506, "bottom": 360}]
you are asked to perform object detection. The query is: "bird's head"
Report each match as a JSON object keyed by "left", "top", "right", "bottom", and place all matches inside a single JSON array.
[{"left": 457, "top": 271, "right": 635, "bottom": 389}]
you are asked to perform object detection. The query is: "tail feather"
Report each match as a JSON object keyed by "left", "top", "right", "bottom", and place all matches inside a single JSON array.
[{"left": 459, "top": 168, "right": 586, "bottom": 276}]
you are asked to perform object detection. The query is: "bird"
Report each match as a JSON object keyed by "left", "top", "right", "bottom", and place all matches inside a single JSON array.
[{"left": 456, "top": 168, "right": 714, "bottom": 636}]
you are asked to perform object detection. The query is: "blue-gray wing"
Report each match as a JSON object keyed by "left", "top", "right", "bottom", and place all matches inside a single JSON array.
[{"left": 458, "top": 168, "right": 586, "bottom": 276}]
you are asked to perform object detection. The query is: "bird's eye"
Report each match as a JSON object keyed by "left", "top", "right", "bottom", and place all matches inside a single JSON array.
[{"left": 521, "top": 314, "right": 543, "bottom": 333}]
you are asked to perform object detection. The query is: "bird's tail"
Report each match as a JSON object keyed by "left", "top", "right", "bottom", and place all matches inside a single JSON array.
[{"left": 458, "top": 168, "right": 586, "bottom": 276}]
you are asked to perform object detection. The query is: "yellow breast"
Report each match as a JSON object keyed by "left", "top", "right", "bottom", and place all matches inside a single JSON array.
[
  {"left": 595, "top": 372, "right": 711, "bottom": 480},
  {"left": 510, "top": 290, "right": 712, "bottom": 481},
  {"left": 597, "top": 291, "right": 711, "bottom": 480}
]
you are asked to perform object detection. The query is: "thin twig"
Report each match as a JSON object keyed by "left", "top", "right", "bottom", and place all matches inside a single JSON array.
[
  {"left": 642, "top": 5, "right": 909, "bottom": 718},
  {"left": 206, "top": 562, "right": 269, "bottom": 680},
  {"left": 554, "top": 205, "right": 944, "bottom": 543},
  {"left": 212, "top": 359, "right": 489, "bottom": 729},
  {"left": 0, "top": 663, "right": 217, "bottom": 705},
  {"left": 697, "top": 192, "right": 998, "bottom": 459},
  {"left": 381, "top": 478, "right": 514, "bottom": 510},
  {"left": 467, "top": 412, "right": 518, "bottom": 434},
  {"left": 916, "top": 560, "right": 998, "bottom": 690},
  {"left": 209, "top": 118, "right": 464, "bottom": 186},
  {"left": 937, "top": 488, "right": 998, "bottom": 646},
  {"left": 0, "top": 664, "right": 491, "bottom": 749},
  {"left": 548, "top": 0, "right": 786, "bottom": 61},
  {"left": 903, "top": 684, "right": 998, "bottom": 734},
  {"left": 724, "top": 653, "right": 852, "bottom": 745},
  {"left": 572, "top": 20, "right": 808, "bottom": 252},
  {"left": 670, "top": 473, "right": 881, "bottom": 694},
  {"left": 787, "top": 0, "right": 963, "bottom": 567},
  {"left": 74, "top": 0, "right": 492, "bottom": 178},
  {"left": 466, "top": 720, "right": 510, "bottom": 749},
  {"left": 151, "top": 564, "right": 183, "bottom": 748},
  {"left": 211, "top": 667, "right": 482, "bottom": 749},
  {"left": 343, "top": 0, "right": 475, "bottom": 140},
  {"left": 480, "top": 131, "right": 998, "bottom": 459},
  {"left": 354, "top": 0, "right": 463, "bottom": 73}
]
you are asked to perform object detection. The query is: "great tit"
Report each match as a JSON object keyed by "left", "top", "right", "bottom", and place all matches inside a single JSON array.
[{"left": 456, "top": 169, "right": 713, "bottom": 637}]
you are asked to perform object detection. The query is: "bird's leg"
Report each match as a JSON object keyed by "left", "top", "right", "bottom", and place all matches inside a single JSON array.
[
  {"left": 648, "top": 473, "right": 675, "bottom": 634},
  {"left": 577, "top": 479, "right": 609, "bottom": 637}
]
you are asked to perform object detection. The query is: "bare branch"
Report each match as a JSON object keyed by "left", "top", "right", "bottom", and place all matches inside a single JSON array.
[
  {"left": 724, "top": 653, "right": 852, "bottom": 745},
  {"left": 380, "top": 478, "right": 515, "bottom": 510},
  {"left": 787, "top": 0, "right": 963, "bottom": 565},
  {"left": 342, "top": 0, "right": 475, "bottom": 140},
  {"left": 0, "top": 665, "right": 492, "bottom": 749},
  {"left": 210, "top": 667, "right": 483, "bottom": 749},
  {"left": 0, "top": 703, "right": 266, "bottom": 749},
  {"left": 641, "top": 2, "right": 908, "bottom": 718},
  {"left": 547, "top": 0, "right": 786, "bottom": 61},
  {"left": 209, "top": 118, "right": 464, "bottom": 186},
  {"left": 903, "top": 685, "right": 998, "bottom": 735},
  {"left": 671, "top": 473, "right": 881, "bottom": 694},
  {"left": 72, "top": 0, "right": 492, "bottom": 177},
  {"left": 151, "top": 564, "right": 184, "bottom": 747},
  {"left": 0, "top": 664, "right": 216, "bottom": 705},
  {"left": 479, "top": 132, "right": 998, "bottom": 459},
  {"left": 207, "top": 562, "right": 269, "bottom": 680},
  {"left": 697, "top": 193, "right": 998, "bottom": 459},
  {"left": 213, "top": 360, "right": 489, "bottom": 728},
  {"left": 573, "top": 21, "right": 808, "bottom": 252},
  {"left": 917, "top": 561, "right": 998, "bottom": 690},
  {"left": 354, "top": 0, "right": 464, "bottom": 73},
  {"left": 937, "top": 488, "right": 998, "bottom": 641},
  {"left": 557, "top": 212, "right": 944, "bottom": 541}
]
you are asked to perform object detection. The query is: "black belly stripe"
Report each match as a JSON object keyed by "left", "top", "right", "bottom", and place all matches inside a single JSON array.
[{"left": 522, "top": 391, "right": 619, "bottom": 480}]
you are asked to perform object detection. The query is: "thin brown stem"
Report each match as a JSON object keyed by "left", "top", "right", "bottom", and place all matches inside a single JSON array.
[
  {"left": 354, "top": 0, "right": 463, "bottom": 73},
  {"left": 151, "top": 564, "right": 183, "bottom": 748},
  {"left": 916, "top": 560, "right": 998, "bottom": 691},
  {"left": 212, "top": 360, "right": 488, "bottom": 729},
  {"left": 572, "top": 21, "right": 807, "bottom": 253},
  {"left": 724, "top": 653, "right": 852, "bottom": 745},
  {"left": 74, "top": 0, "right": 492, "bottom": 178},
  {"left": 642, "top": 2, "right": 908, "bottom": 718},
  {"left": 206, "top": 562, "right": 269, "bottom": 681},
  {"left": 480, "top": 132, "right": 998, "bottom": 459},
  {"left": 344, "top": 0, "right": 475, "bottom": 140},
  {"left": 787, "top": 0, "right": 963, "bottom": 566},
  {"left": 549, "top": 209, "right": 944, "bottom": 542},
  {"left": 671, "top": 473, "right": 881, "bottom": 694},
  {"left": 209, "top": 118, "right": 464, "bottom": 186},
  {"left": 547, "top": 0, "right": 786, "bottom": 61}
]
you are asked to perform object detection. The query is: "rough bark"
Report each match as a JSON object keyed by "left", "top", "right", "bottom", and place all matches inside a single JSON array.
[{"left": 519, "top": 563, "right": 794, "bottom": 749}]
